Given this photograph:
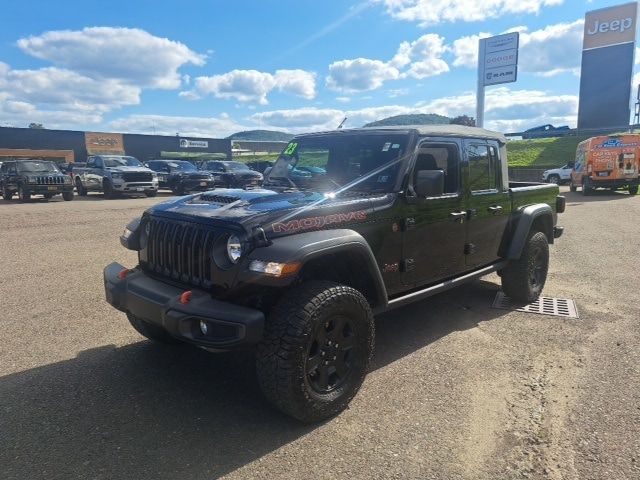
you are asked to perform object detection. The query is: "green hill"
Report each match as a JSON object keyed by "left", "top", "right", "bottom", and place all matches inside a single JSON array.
[
  {"left": 228, "top": 130, "right": 294, "bottom": 142},
  {"left": 506, "top": 136, "right": 588, "bottom": 168},
  {"left": 363, "top": 113, "right": 451, "bottom": 128}
]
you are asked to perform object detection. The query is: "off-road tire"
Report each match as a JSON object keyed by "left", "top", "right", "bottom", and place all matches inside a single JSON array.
[
  {"left": 569, "top": 184, "right": 577, "bottom": 192},
  {"left": 127, "top": 313, "right": 181, "bottom": 344},
  {"left": 145, "top": 190, "right": 157, "bottom": 197},
  {"left": 75, "top": 177, "right": 87, "bottom": 196},
  {"left": 103, "top": 180, "right": 116, "bottom": 199},
  {"left": 256, "top": 281, "right": 374, "bottom": 423},
  {"left": 501, "top": 230, "right": 549, "bottom": 303},
  {"left": 18, "top": 185, "right": 30, "bottom": 202},
  {"left": 62, "top": 191, "right": 74, "bottom": 201},
  {"left": 629, "top": 185, "right": 638, "bottom": 195}
]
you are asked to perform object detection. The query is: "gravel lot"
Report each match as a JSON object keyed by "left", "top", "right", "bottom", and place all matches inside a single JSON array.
[{"left": 0, "top": 188, "right": 638, "bottom": 480}]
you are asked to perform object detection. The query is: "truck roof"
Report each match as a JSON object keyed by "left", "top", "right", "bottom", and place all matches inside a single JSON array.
[{"left": 300, "top": 124, "right": 506, "bottom": 143}]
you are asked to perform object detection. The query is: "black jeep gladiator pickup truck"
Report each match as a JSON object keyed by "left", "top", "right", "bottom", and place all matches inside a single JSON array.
[{"left": 104, "top": 125, "right": 565, "bottom": 422}]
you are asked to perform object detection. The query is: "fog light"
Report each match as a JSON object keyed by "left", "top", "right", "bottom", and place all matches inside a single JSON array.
[{"left": 199, "top": 320, "right": 209, "bottom": 335}]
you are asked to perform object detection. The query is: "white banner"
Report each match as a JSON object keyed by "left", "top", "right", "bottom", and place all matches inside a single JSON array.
[{"left": 179, "top": 139, "right": 208, "bottom": 149}]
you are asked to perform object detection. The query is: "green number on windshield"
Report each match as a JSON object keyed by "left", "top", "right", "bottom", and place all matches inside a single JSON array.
[{"left": 284, "top": 142, "right": 298, "bottom": 156}]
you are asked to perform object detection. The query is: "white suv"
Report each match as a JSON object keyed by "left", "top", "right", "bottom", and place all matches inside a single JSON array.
[{"left": 542, "top": 164, "right": 573, "bottom": 184}]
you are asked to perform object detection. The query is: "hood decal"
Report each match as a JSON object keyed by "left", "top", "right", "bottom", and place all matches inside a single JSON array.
[{"left": 272, "top": 210, "right": 367, "bottom": 233}]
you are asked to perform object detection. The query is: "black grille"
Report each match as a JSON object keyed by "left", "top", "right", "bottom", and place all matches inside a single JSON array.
[
  {"left": 123, "top": 172, "right": 153, "bottom": 182},
  {"left": 35, "top": 176, "right": 65, "bottom": 185},
  {"left": 199, "top": 193, "right": 240, "bottom": 204},
  {"left": 141, "top": 217, "right": 217, "bottom": 289}
]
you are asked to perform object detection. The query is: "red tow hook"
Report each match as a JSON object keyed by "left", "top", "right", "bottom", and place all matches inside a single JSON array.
[
  {"left": 118, "top": 268, "right": 131, "bottom": 280},
  {"left": 180, "top": 291, "right": 193, "bottom": 305}
]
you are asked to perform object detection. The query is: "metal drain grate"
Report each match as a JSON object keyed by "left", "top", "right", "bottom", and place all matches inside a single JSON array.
[{"left": 492, "top": 292, "right": 579, "bottom": 318}]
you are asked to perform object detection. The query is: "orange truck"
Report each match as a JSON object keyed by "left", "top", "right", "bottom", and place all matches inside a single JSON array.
[{"left": 570, "top": 135, "right": 640, "bottom": 195}]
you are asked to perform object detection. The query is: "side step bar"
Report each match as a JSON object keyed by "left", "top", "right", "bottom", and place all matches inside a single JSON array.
[{"left": 380, "top": 261, "right": 508, "bottom": 313}]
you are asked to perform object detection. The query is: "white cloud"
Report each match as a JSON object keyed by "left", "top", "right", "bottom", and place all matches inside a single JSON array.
[
  {"left": 0, "top": 93, "right": 102, "bottom": 129},
  {"left": 378, "top": 0, "right": 564, "bottom": 27},
  {"left": 452, "top": 19, "right": 583, "bottom": 76},
  {"left": 250, "top": 87, "right": 577, "bottom": 133},
  {"left": 108, "top": 114, "right": 249, "bottom": 138},
  {"left": 17, "top": 27, "right": 205, "bottom": 89},
  {"left": 189, "top": 69, "right": 317, "bottom": 104},
  {"left": 326, "top": 59, "right": 400, "bottom": 93},
  {"left": 326, "top": 33, "right": 448, "bottom": 92}
]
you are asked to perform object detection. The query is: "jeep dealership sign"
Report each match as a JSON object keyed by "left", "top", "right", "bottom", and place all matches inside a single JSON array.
[
  {"left": 578, "top": 2, "right": 638, "bottom": 130},
  {"left": 480, "top": 32, "right": 519, "bottom": 86}
]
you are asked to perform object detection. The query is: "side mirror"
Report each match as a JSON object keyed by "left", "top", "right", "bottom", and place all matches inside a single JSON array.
[{"left": 415, "top": 170, "right": 444, "bottom": 197}]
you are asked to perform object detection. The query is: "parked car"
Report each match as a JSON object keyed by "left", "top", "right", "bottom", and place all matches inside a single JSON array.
[
  {"left": 522, "top": 124, "right": 571, "bottom": 140},
  {"left": 570, "top": 134, "right": 640, "bottom": 195},
  {"left": 198, "top": 160, "right": 263, "bottom": 188},
  {"left": 73, "top": 155, "right": 158, "bottom": 199},
  {"left": 104, "top": 125, "right": 565, "bottom": 422},
  {"left": 246, "top": 160, "right": 274, "bottom": 173},
  {"left": 542, "top": 164, "right": 573, "bottom": 184},
  {"left": 145, "top": 160, "right": 215, "bottom": 195},
  {"left": 0, "top": 159, "right": 74, "bottom": 202}
]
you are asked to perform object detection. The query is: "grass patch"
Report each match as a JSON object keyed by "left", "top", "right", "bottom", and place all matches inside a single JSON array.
[{"left": 506, "top": 136, "right": 589, "bottom": 168}]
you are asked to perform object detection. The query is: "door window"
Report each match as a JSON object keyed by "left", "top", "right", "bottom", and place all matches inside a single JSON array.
[
  {"left": 468, "top": 144, "right": 497, "bottom": 192},
  {"left": 413, "top": 142, "right": 460, "bottom": 195}
]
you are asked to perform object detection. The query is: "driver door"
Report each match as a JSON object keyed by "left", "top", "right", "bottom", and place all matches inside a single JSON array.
[{"left": 402, "top": 140, "right": 468, "bottom": 287}]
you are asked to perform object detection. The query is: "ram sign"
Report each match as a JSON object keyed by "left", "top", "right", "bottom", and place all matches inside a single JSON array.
[
  {"left": 577, "top": 2, "right": 638, "bottom": 130},
  {"left": 480, "top": 32, "right": 519, "bottom": 86}
]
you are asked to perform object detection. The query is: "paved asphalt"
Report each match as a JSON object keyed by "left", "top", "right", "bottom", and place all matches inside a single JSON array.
[{"left": 0, "top": 187, "right": 638, "bottom": 480}]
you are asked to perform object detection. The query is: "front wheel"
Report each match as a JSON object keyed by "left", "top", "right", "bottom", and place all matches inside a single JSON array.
[
  {"left": 629, "top": 185, "right": 638, "bottom": 195},
  {"left": 75, "top": 178, "right": 87, "bottom": 196},
  {"left": 569, "top": 183, "right": 577, "bottom": 192},
  {"left": 62, "top": 191, "right": 74, "bottom": 201},
  {"left": 256, "top": 281, "right": 374, "bottom": 422},
  {"left": 501, "top": 231, "right": 549, "bottom": 303},
  {"left": 145, "top": 190, "right": 157, "bottom": 197},
  {"left": 548, "top": 174, "right": 560, "bottom": 185},
  {"left": 127, "top": 313, "right": 181, "bottom": 344},
  {"left": 103, "top": 180, "right": 116, "bottom": 199},
  {"left": 18, "top": 185, "right": 30, "bottom": 202},
  {"left": 2, "top": 187, "right": 13, "bottom": 200}
]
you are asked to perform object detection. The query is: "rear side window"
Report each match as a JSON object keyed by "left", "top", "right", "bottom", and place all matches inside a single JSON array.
[{"left": 467, "top": 144, "right": 497, "bottom": 191}]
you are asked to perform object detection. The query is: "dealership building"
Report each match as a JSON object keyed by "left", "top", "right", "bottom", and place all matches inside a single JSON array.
[{"left": 0, "top": 127, "right": 231, "bottom": 163}]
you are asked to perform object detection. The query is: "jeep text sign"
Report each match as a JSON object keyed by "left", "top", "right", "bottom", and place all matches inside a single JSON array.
[
  {"left": 85, "top": 132, "right": 125, "bottom": 155},
  {"left": 583, "top": 2, "right": 638, "bottom": 50},
  {"left": 577, "top": 2, "right": 638, "bottom": 130},
  {"left": 480, "top": 33, "right": 519, "bottom": 86}
]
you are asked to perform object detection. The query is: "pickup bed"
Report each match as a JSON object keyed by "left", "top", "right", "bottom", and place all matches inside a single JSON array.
[
  {"left": 103, "top": 125, "right": 564, "bottom": 422},
  {"left": 74, "top": 155, "right": 158, "bottom": 198}
]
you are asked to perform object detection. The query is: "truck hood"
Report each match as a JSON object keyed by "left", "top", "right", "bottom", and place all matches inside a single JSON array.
[
  {"left": 107, "top": 166, "right": 152, "bottom": 173},
  {"left": 146, "top": 187, "right": 375, "bottom": 237}
]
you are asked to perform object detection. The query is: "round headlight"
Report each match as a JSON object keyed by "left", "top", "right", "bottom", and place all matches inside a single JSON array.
[{"left": 226, "top": 235, "right": 243, "bottom": 263}]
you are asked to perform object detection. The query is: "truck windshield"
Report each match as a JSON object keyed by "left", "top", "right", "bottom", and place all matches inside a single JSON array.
[
  {"left": 102, "top": 156, "right": 142, "bottom": 168},
  {"left": 224, "top": 162, "right": 251, "bottom": 171},
  {"left": 17, "top": 161, "right": 60, "bottom": 173},
  {"left": 265, "top": 133, "right": 408, "bottom": 192},
  {"left": 167, "top": 161, "right": 197, "bottom": 171}
]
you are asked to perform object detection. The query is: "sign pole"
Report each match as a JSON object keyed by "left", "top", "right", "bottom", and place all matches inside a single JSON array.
[{"left": 476, "top": 38, "right": 486, "bottom": 129}]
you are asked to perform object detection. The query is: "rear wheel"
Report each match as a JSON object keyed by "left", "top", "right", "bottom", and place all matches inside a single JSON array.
[
  {"left": 75, "top": 177, "right": 87, "bottom": 196},
  {"left": 582, "top": 178, "right": 592, "bottom": 196},
  {"left": 127, "top": 313, "right": 181, "bottom": 344},
  {"left": 256, "top": 281, "right": 374, "bottom": 422},
  {"left": 629, "top": 185, "right": 638, "bottom": 195},
  {"left": 501, "top": 230, "right": 549, "bottom": 304}
]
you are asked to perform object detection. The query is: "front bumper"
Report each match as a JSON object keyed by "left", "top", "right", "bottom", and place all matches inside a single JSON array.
[
  {"left": 104, "top": 262, "right": 264, "bottom": 348},
  {"left": 588, "top": 177, "right": 640, "bottom": 188},
  {"left": 181, "top": 179, "right": 215, "bottom": 192},
  {"left": 112, "top": 181, "right": 158, "bottom": 193},
  {"left": 26, "top": 184, "right": 73, "bottom": 194}
]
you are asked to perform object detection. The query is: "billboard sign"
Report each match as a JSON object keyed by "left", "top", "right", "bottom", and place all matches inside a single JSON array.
[
  {"left": 480, "top": 32, "right": 519, "bottom": 86},
  {"left": 179, "top": 139, "right": 208, "bottom": 149},
  {"left": 577, "top": 2, "right": 638, "bottom": 131},
  {"left": 85, "top": 132, "right": 124, "bottom": 155}
]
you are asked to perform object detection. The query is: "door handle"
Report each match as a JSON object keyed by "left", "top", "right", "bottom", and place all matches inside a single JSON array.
[
  {"left": 488, "top": 205, "right": 503, "bottom": 214},
  {"left": 449, "top": 211, "right": 467, "bottom": 223}
]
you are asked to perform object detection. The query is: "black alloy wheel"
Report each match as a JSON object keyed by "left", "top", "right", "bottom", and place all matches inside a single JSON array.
[{"left": 306, "top": 315, "right": 355, "bottom": 393}]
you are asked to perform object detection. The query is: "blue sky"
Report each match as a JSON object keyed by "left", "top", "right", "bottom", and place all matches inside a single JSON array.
[{"left": 0, "top": 0, "right": 635, "bottom": 137}]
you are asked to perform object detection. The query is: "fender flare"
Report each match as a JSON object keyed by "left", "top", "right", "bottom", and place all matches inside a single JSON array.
[
  {"left": 245, "top": 229, "right": 388, "bottom": 309},
  {"left": 507, "top": 204, "right": 554, "bottom": 260}
]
